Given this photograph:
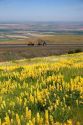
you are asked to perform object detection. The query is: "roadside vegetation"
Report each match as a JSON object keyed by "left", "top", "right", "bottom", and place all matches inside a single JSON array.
[
  {"left": 0, "top": 53, "right": 83, "bottom": 124},
  {"left": 68, "top": 49, "right": 82, "bottom": 54}
]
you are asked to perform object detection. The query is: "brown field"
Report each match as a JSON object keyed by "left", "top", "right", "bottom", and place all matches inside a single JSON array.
[
  {"left": 40, "top": 35, "right": 83, "bottom": 44},
  {"left": 0, "top": 35, "right": 83, "bottom": 44}
]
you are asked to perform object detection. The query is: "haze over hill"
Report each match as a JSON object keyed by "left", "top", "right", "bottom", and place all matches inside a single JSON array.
[
  {"left": 0, "top": 22, "right": 83, "bottom": 41},
  {"left": 0, "top": 0, "right": 83, "bottom": 40}
]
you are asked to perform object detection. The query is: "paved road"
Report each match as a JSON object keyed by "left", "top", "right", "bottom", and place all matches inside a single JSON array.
[{"left": 0, "top": 44, "right": 83, "bottom": 48}]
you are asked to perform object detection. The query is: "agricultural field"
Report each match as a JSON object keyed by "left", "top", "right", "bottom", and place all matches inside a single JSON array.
[
  {"left": 0, "top": 35, "right": 83, "bottom": 44},
  {"left": 0, "top": 53, "right": 83, "bottom": 125},
  {"left": 40, "top": 35, "right": 83, "bottom": 44}
]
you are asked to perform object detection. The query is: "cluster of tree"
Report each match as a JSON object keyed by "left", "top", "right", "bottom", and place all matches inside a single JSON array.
[
  {"left": 68, "top": 48, "right": 82, "bottom": 54},
  {"left": 27, "top": 39, "right": 47, "bottom": 46}
]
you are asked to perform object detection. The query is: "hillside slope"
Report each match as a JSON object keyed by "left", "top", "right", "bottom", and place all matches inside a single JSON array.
[{"left": 0, "top": 53, "right": 83, "bottom": 124}]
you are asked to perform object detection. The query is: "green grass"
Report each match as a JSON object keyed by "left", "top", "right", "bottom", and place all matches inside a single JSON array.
[{"left": 0, "top": 39, "right": 15, "bottom": 42}]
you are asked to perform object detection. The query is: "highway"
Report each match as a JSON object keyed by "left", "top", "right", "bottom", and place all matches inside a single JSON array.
[{"left": 0, "top": 43, "right": 83, "bottom": 48}]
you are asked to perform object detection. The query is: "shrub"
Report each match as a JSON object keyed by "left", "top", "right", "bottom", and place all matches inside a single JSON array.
[
  {"left": 68, "top": 48, "right": 82, "bottom": 54},
  {"left": 68, "top": 50, "right": 74, "bottom": 54},
  {"left": 74, "top": 49, "right": 82, "bottom": 53}
]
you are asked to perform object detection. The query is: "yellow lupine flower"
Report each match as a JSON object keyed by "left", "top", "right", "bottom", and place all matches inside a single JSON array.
[
  {"left": 45, "top": 110, "right": 49, "bottom": 122},
  {"left": 26, "top": 107, "right": 29, "bottom": 119},
  {"left": 30, "top": 94, "right": 34, "bottom": 103},
  {"left": 36, "top": 112, "right": 41, "bottom": 124},
  {"left": 0, "top": 119, "right": 1, "bottom": 125},
  {"left": 5, "top": 115, "right": 10, "bottom": 125},
  {"left": 76, "top": 121, "right": 80, "bottom": 125},
  {"left": 16, "top": 114, "right": 21, "bottom": 125},
  {"left": 32, "top": 118, "right": 35, "bottom": 124},
  {"left": 28, "top": 120, "right": 33, "bottom": 125},
  {"left": 28, "top": 110, "right": 31, "bottom": 120},
  {"left": 67, "top": 119, "right": 72, "bottom": 125}
]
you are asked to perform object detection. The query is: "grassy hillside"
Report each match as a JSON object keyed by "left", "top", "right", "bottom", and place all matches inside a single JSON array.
[
  {"left": 0, "top": 45, "right": 83, "bottom": 62},
  {"left": 0, "top": 53, "right": 83, "bottom": 124}
]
